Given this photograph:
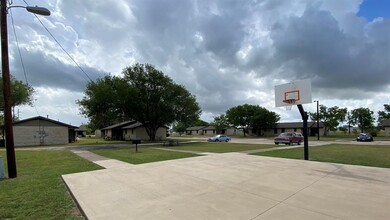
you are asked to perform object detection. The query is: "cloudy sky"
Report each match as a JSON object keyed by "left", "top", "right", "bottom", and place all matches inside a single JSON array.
[{"left": 6, "top": 0, "right": 390, "bottom": 126}]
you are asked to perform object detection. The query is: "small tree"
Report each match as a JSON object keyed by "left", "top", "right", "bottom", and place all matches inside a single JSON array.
[
  {"left": 351, "top": 107, "right": 375, "bottom": 133},
  {"left": 378, "top": 104, "right": 390, "bottom": 125},
  {"left": 226, "top": 104, "right": 279, "bottom": 136},
  {"left": 212, "top": 114, "right": 229, "bottom": 134},
  {"left": 0, "top": 75, "right": 35, "bottom": 112},
  {"left": 172, "top": 121, "right": 187, "bottom": 136},
  {"left": 310, "top": 105, "right": 347, "bottom": 136}
]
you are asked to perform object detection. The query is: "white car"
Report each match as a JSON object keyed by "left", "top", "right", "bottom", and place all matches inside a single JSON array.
[{"left": 207, "top": 134, "right": 231, "bottom": 142}]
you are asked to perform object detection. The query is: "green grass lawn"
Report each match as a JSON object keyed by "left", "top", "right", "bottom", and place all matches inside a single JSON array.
[
  {"left": 253, "top": 144, "right": 390, "bottom": 168},
  {"left": 0, "top": 151, "right": 102, "bottom": 219},
  {"left": 92, "top": 147, "right": 199, "bottom": 164},
  {"left": 170, "top": 142, "right": 275, "bottom": 153}
]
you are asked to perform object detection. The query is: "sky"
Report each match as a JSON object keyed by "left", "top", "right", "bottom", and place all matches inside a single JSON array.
[{"left": 4, "top": 0, "right": 390, "bottom": 126}]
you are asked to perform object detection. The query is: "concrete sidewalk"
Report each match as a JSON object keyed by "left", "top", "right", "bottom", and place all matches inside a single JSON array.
[{"left": 62, "top": 153, "right": 390, "bottom": 220}]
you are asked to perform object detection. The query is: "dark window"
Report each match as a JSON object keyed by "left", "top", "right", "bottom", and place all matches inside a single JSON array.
[
  {"left": 281, "top": 128, "right": 285, "bottom": 132},
  {"left": 274, "top": 128, "right": 277, "bottom": 134},
  {"left": 294, "top": 128, "right": 297, "bottom": 132}
]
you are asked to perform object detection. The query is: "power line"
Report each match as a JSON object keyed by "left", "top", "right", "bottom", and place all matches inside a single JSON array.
[
  {"left": 9, "top": 7, "right": 40, "bottom": 116},
  {"left": 23, "top": 0, "right": 93, "bottom": 82}
]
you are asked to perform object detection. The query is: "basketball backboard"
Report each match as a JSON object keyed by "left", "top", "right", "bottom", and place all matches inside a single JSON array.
[{"left": 275, "top": 79, "right": 312, "bottom": 107}]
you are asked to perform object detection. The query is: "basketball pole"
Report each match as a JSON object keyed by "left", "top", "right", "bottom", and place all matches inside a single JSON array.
[{"left": 297, "top": 104, "right": 309, "bottom": 160}]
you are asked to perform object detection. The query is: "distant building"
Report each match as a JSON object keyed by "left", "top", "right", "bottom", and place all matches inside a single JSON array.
[
  {"left": 1, "top": 116, "right": 77, "bottom": 147},
  {"left": 185, "top": 126, "right": 236, "bottom": 135},
  {"left": 249, "top": 121, "right": 325, "bottom": 136},
  {"left": 381, "top": 119, "right": 390, "bottom": 136},
  {"left": 101, "top": 121, "right": 168, "bottom": 140}
]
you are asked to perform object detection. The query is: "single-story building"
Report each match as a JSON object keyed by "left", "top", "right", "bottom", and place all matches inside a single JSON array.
[
  {"left": 102, "top": 121, "right": 168, "bottom": 140},
  {"left": 185, "top": 126, "right": 206, "bottom": 135},
  {"left": 185, "top": 126, "right": 236, "bottom": 136},
  {"left": 202, "top": 126, "right": 216, "bottom": 135},
  {"left": 381, "top": 119, "right": 390, "bottom": 136},
  {"left": 1, "top": 116, "right": 78, "bottom": 146},
  {"left": 249, "top": 121, "right": 325, "bottom": 137},
  {"left": 122, "top": 122, "right": 168, "bottom": 141},
  {"left": 101, "top": 121, "right": 138, "bottom": 140},
  {"left": 75, "top": 128, "right": 87, "bottom": 137}
]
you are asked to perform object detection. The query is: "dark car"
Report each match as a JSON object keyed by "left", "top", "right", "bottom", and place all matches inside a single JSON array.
[
  {"left": 356, "top": 133, "right": 373, "bottom": 142},
  {"left": 274, "top": 132, "right": 303, "bottom": 145}
]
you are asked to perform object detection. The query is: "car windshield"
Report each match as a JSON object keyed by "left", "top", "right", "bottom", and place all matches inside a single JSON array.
[{"left": 280, "top": 133, "right": 293, "bottom": 136}]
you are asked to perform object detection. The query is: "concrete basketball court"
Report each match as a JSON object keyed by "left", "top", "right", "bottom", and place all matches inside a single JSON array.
[{"left": 62, "top": 152, "right": 390, "bottom": 220}]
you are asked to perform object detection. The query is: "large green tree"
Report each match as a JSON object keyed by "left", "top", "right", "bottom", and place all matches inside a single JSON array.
[
  {"left": 78, "top": 75, "right": 129, "bottom": 130},
  {"left": 350, "top": 107, "right": 375, "bottom": 133},
  {"left": 226, "top": 104, "right": 279, "bottom": 136},
  {"left": 79, "top": 63, "right": 201, "bottom": 140},
  {"left": 251, "top": 108, "right": 280, "bottom": 136},
  {"left": 0, "top": 76, "right": 35, "bottom": 112},
  {"left": 212, "top": 114, "right": 229, "bottom": 134},
  {"left": 310, "top": 105, "right": 347, "bottom": 136}
]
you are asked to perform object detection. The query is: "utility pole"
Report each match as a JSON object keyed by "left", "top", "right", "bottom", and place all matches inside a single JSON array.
[{"left": 1, "top": 0, "right": 17, "bottom": 178}]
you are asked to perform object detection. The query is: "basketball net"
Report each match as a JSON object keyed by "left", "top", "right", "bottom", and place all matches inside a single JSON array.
[{"left": 283, "top": 99, "right": 296, "bottom": 110}]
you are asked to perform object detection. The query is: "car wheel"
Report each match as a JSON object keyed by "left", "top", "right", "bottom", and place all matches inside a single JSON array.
[
  {"left": 297, "top": 141, "right": 301, "bottom": 145},
  {"left": 275, "top": 142, "right": 279, "bottom": 145},
  {"left": 289, "top": 141, "right": 292, "bottom": 145},
  {"left": 215, "top": 139, "right": 219, "bottom": 142},
  {"left": 225, "top": 139, "right": 229, "bottom": 142}
]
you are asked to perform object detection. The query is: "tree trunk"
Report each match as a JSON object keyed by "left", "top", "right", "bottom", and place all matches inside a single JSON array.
[{"left": 145, "top": 125, "right": 158, "bottom": 141}]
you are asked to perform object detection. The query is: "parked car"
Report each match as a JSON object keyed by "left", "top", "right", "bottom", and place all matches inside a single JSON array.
[
  {"left": 356, "top": 133, "right": 373, "bottom": 142},
  {"left": 274, "top": 132, "right": 303, "bottom": 145},
  {"left": 208, "top": 134, "right": 231, "bottom": 142}
]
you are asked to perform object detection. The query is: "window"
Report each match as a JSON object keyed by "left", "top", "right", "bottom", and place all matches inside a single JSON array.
[
  {"left": 274, "top": 128, "right": 277, "bottom": 134},
  {"left": 294, "top": 128, "right": 297, "bottom": 132},
  {"left": 281, "top": 128, "right": 285, "bottom": 132}
]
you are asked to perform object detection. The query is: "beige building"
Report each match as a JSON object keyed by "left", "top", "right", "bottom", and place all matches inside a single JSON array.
[
  {"left": 2, "top": 116, "right": 77, "bottom": 146},
  {"left": 122, "top": 122, "right": 167, "bottom": 141},
  {"left": 102, "top": 121, "right": 168, "bottom": 141},
  {"left": 382, "top": 119, "right": 390, "bottom": 136},
  {"left": 185, "top": 126, "right": 236, "bottom": 136},
  {"left": 249, "top": 121, "right": 325, "bottom": 137}
]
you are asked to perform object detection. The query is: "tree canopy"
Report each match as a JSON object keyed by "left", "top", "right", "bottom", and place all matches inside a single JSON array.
[
  {"left": 78, "top": 63, "right": 201, "bottom": 140},
  {"left": 378, "top": 104, "right": 390, "bottom": 124},
  {"left": 212, "top": 114, "right": 229, "bottom": 134},
  {"left": 226, "top": 104, "right": 279, "bottom": 136},
  {"left": 310, "top": 105, "right": 347, "bottom": 135},
  {"left": 0, "top": 75, "right": 35, "bottom": 112},
  {"left": 350, "top": 107, "right": 375, "bottom": 133}
]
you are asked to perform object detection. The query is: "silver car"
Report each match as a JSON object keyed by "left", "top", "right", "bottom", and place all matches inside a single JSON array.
[{"left": 207, "top": 134, "right": 231, "bottom": 142}]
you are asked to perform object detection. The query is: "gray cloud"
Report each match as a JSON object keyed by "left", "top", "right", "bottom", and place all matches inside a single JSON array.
[{"left": 9, "top": 0, "right": 390, "bottom": 125}]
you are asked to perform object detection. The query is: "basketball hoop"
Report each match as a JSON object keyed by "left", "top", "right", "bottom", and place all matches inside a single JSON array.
[{"left": 283, "top": 99, "right": 296, "bottom": 110}]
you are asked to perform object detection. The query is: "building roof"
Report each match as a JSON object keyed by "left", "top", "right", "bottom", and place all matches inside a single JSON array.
[
  {"left": 101, "top": 121, "right": 136, "bottom": 130},
  {"left": 186, "top": 126, "right": 206, "bottom": 131},
  {"left": 122, "top": 122, "right": 143, "bottom": 129},
  {"left": 203, "top": 126, "right": 216, "bottom": 130},
  {"left": 381, "top": 118, "right": 390, "bottom": 126},
  {"left": 277, "top": 121, "right": 325, "bottom": 129},
  {"left": 5, "top": 116, "right": 78, "bottom": 128}
]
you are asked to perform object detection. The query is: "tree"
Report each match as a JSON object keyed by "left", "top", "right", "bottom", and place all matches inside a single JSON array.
[
  {"left": 78, "top": 75, "right": 129, "bottom": 131},
  {"left": 172, "top": 121, "right": 187, "bottom": 136},
  {"left": 212, "top": 114, "right": 229, "bottom": 134},
  {"left": 121, "top": 64, "right": 201, "bottom": 140},
  {"left": 192, "top": 119, "right": 209, "bottom": 127},
  {"left": 0, "top": 75, "right": 35, "bottom": 112},
  {"left": 251, "top": 108, "right": 280, "bottom": 136},
  {"left": 378, "top": 104, "right": 390, "bottom": 124},
  {"left": 309, "top": 105, "right": 347, "bottom": 136},
  {"left": 350, "top": 107, "right": 375, "bottom": 133},
  {"left": 226, "top": 104, "right": 279, "bottom": 136}
]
